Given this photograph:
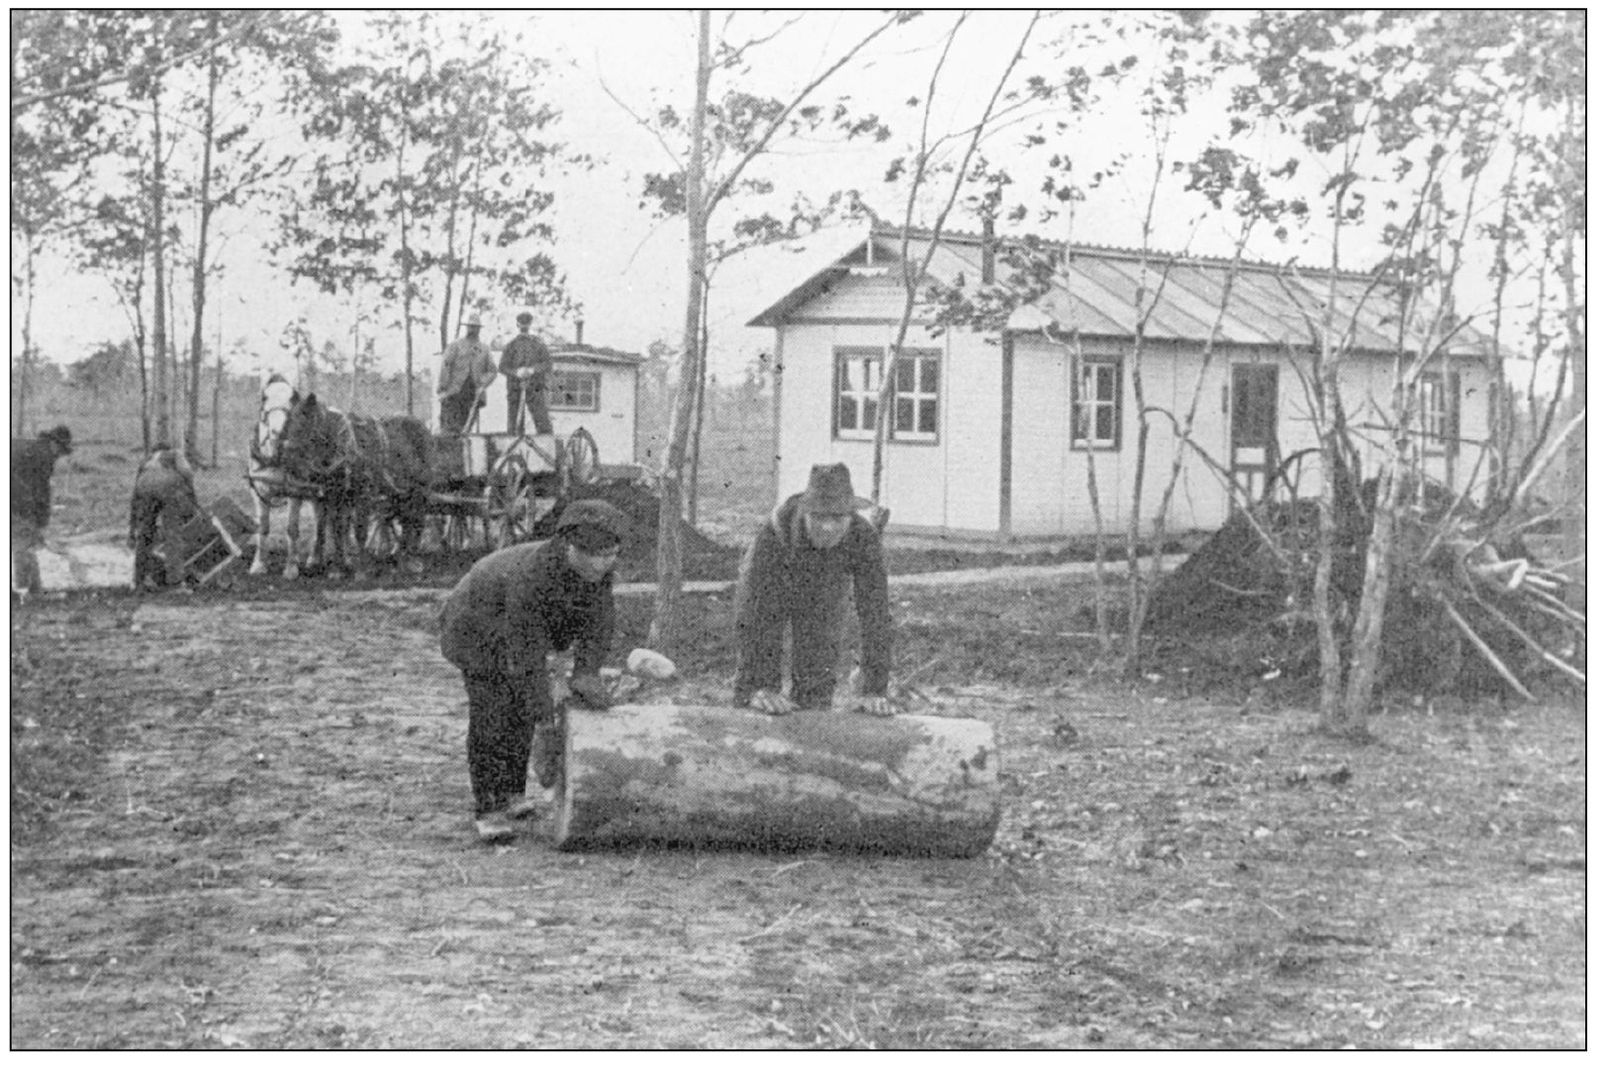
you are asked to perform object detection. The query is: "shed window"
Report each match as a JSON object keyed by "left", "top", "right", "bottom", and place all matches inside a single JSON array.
[
  {"left": 549, "top": 371, "right": 600, "bottom": 412},
  {"left": 834, "top": 348, "right": 941, "bottom": 443},
  {"left": 1071, "top": 356, "right": 1121, "bottom": 449},
  {"left": 1417, "top": 372, "right": 1460, "bottom": 454}
]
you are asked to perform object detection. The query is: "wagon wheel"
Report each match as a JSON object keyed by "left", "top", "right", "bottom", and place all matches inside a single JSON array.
[
  {"left": 561, "top": 427, "right": 600, "bottom": 495},
  {"left": 489, "top": 454, "right": 541, "bottom": 549}
]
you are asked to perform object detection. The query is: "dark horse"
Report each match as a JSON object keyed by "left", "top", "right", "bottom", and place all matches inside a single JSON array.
[{"left": 275, "top": 391, "right": 435, "bottom": 576}]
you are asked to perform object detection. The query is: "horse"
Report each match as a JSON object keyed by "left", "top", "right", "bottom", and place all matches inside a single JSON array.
[
  {"left": 247, "top": 373, "right": 331, "bottom": 579},
  {"left": 275, "top": 390, "right": 435, "bottom": 577}
]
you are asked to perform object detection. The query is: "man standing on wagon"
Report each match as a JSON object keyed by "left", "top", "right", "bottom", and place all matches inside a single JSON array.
[
  {"left": 500, "top": 310, "right": 554, "bottom": 436},
  {"left": 437, "top": 311, "right": 497, "bottom": 434},
  {"left": 438, "top": 499, "right": 629, "bottom": 843}
]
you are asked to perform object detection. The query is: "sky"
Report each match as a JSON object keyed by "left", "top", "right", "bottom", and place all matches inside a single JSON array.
[
  {"left": 13, "top": 10, "right": 1556, "bottom": 386},
  {"left": 14, "top": 10, "right": 1220, "bottom": 382}
]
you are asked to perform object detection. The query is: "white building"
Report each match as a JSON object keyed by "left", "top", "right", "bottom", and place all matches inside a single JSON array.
[{"left": 749, "top": 226, "right": 1499, "bottom": 540}]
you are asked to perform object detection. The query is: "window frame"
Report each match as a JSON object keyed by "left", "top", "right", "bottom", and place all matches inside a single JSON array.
[
  {"left": 833, "top": 348, "right": 882, "bottom": 441},
  {"left": 1416, "top": 371, "right": 1461, "bottom": 456},
  {"left": 1070, "top": 354, "right": 1123, "bottom": 450},
  {"left": 548, "top": 370, "right": 601, "bottom": 413},
  {"left": 832, "top": 347, "right": 942, "bottom": 445}
]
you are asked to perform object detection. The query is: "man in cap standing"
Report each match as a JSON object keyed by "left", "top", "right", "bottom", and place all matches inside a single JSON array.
[
  {"left": 438, "top": 498, "right": 630, "bottom": 843},
  {"left": 500, "top": 311, "right": 554, "bottom": 435},
  {"left": 733, "top": 462, "right": 895, "bottom": 717},
  {"left": 437, "top": 312, "right": 496, "bottom": 434},
  {"left": 10, "top": 425, "right": 72, "bottom": 600}
]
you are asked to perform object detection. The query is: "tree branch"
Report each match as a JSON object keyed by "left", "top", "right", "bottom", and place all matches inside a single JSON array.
[
  {"left": 11, "top": 12, "right": 274, "bottom": 114},
  {"left": 703, "top": 12, "right": 905, "bottom": 214}
]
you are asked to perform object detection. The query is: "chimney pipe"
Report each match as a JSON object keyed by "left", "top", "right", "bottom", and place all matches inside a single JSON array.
[
  {"left": 981, "top": 216, "right": 996, "bottom": 285},
  {"left": 575, "top": 319, "right": 585, "bottom": 346}
]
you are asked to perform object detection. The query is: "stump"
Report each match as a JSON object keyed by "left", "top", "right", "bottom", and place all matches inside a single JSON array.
[{"left": 554, "top": 704, "right": 1001, "bottom": 857}]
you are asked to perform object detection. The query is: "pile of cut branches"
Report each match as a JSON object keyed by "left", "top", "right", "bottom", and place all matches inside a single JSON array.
[{"left": 1146, "top": 467, "right": 1582, "bottom": 701}]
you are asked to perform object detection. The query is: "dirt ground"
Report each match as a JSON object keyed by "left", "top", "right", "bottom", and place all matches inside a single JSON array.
[{"left": 9, "top": 577, "right": 1585, "bottom": 1049}]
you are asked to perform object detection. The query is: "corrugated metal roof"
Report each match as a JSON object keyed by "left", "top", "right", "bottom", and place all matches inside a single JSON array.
[{"left": 748, "top": 226, "right": 1493, "bottom": 358}]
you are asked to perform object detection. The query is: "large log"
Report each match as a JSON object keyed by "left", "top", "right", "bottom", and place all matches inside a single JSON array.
[{"left": 554, "top": 704, "right": 1001, "bottom": 857}]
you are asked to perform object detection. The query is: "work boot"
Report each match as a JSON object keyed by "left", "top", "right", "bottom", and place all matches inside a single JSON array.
[
  {"left": 504, "top": 795, "right": 542, "bottom": 820},
  {"left": 473, "top": 811, "right": 517, "bottom": 843}
]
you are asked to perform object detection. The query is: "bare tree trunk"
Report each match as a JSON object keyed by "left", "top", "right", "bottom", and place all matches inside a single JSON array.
[
  {"left": 15, "top": 236, "right": 38, "bottom": 437},
  {"left": 186, "top": 23, "right": 220, "bottom": 467},
  {"left": 396, "top": 136, "right": 416, "bottom": 417},
  {"left": 454, "top": 139, "right": 489, "bottom": 330},
  {"left": 649, "top": 8, "right": 711, "bottom": 650},
  {"left": 1123, "top": 277, "right": 1153, "bottom": 675},
  {"left": 871, "top": 15, "right": 1036, "bottom": 506},
  {"left": 1557, "top": 158, "right": 1585, "bottom": 619},
  {"left": 687, "top": 281, "right": 710, "bottom": 526},
  {"left": 1147, "top": 222, "right": 1253, "bottom": 599},
  {"left": 436, "top": 139, "right": 466, "bottom": 352},
  {"left": 151, "top": 84, "right": 172, "bottom": 448},
  {"left": 210, "top": 335, "right": 222, "bottom": 467}
]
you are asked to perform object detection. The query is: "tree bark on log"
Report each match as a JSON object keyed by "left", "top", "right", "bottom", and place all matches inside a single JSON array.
[{"left": 555, "top": 704, "right": 1001, "bottom": 858}]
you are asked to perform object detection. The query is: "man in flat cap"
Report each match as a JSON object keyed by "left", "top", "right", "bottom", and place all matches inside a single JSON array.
[
  {"left": 437, "top": 312, "right": 496, "bottom": 434},
  {"left": 500, "top": 311, "right": 554, "bottom": 436},
  {"left": 733, "top": 462, "right": 895, "bottom": 717},
  {"left": 438, "top": 499, "right": 629, "bottom": 843},
  {"left": 10, "top": 425, "right": 72, "bottom": 600}
]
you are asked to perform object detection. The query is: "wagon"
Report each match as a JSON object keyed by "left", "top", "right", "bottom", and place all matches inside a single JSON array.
[{"left": 426, "top": 339, "right": 648, "bottom": 550}]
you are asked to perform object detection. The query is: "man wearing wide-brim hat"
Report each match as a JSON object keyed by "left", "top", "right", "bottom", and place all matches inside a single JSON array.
[
  {"left": 10, "top": 424, "right": 72, "bottom": 600},
  {"left": 437, "top": 311, "right": 496, "bottom": 434},
  {"left": 733, "top": 462, "right": 895, "bottom": 717}
]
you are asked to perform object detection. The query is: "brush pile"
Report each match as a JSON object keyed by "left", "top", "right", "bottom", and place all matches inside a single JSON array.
[{"left": 1147, "top": 468, "right": 1582, "bottom": 700}]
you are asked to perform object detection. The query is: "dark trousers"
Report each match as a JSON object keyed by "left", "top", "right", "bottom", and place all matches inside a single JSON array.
[
  {"left": 463, "top": 670, "right": 555, "bottom": 815},
  {"left": 130, "top": 491, "right": 193, "bottom": 588},
  {"left": 786, "top": 595, "right": 848, "bottom": 710},
  {"left": 507, "top": 377, "right": 553, "bottom": 436},
  {"left": 440, "top": 378, "right": 482, "bottom": 435},
  {"left": 737, "top": 592, "right": 847, "bottom": 711}
]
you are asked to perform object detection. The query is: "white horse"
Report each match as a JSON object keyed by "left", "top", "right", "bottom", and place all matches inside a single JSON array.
[{"left": 247, "top": 374, "right": 323, "bottom": 579}]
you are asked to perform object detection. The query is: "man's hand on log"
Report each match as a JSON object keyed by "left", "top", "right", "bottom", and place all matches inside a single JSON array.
[
  {"left": 854, "top": 696, "right": 896, "bottom": 717},
  {"left": 750, "top": 689, "right": 796, "bottom": 716},
  {"left": 568, "top": 673, "right": 612, "bottom": 711}
]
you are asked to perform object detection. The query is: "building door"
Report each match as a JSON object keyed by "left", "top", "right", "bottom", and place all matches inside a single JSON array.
[{"left": 1230, "top": 364, "right": 1280, "bottom": 502}]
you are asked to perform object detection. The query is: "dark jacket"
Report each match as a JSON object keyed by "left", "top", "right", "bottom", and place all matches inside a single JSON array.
[
  {"left": 734, "top": 493, "right": 892, "bottom": 703},
  {"left": 129, "top": 451, "right": 201, "bottom": 537},
  {"left": 499, "top": 333, "right": 552, "bottom": 376},
  {"left": 438, "top": 539, "right": 615, "bottom": 682},
  {"left": 10, "top": 437, "right": 63, "bottom": 527}
]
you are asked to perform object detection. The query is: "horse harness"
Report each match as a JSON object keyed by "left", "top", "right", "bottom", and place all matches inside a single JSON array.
[{"left": 249, "top": 384, "right": 415, "bottom": 506}]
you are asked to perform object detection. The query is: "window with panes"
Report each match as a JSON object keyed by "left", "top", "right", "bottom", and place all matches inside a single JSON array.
[
  {"left": 1071, "top": 356, "right": 1121, "bottom": 449},
  {"left": 833, "top": 348, "right": 940, "bottom": 443},
  {"left": 1417, "top": 373, "right": 1459, "bottom": 454},
  {"left": 548, "top": 371, "right": 601, "bottom": 412}
]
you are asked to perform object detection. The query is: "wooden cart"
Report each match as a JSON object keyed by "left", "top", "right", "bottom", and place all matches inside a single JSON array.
[{"left": 427, "top": 422, "right": 602, "bottom": 551}]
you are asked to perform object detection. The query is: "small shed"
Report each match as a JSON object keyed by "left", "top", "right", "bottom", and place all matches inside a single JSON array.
[{"left": 748, "top": 225, "right": 1502, "bottom": 540}]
